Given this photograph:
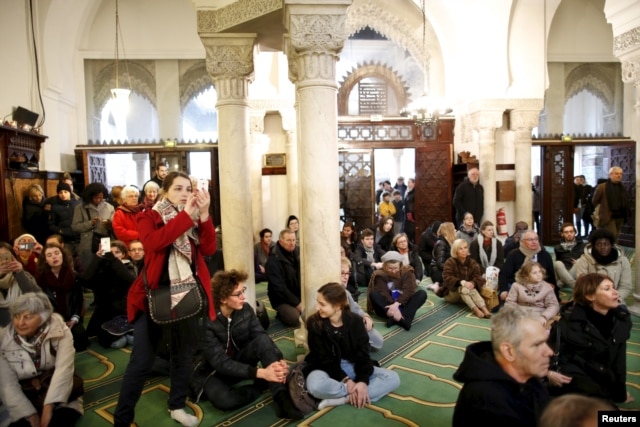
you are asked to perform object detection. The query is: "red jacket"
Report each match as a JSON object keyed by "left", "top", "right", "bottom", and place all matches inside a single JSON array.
[
  {"left": 126, "top": 208, "right": 217, "bottom": 322},
  {"left": 112, "top": 207, "right": 140, "bottom": 248}
]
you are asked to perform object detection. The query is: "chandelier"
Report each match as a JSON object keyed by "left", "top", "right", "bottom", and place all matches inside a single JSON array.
[
  {"left": 401, "top": 0, "right": 451, "bottom": 125},
  {"left": 111, "top": 0, "right": 131, "bottom": 106}
]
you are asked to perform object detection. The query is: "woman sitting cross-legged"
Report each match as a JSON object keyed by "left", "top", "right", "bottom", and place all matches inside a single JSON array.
[
  {"left": 0, "top": 292, "right": 83, "bottom": 427},
  {"left": 546, "top": 273, "right": 633, "bottom": 404},
  {"left": 442, "top": 238, "right": 492, "bottom": 318},
  {"left": 304, "top": 283, "right": 400, "bottom": 410},
  {"left": 367, "top": 251, "right": 427, "bottom": 330},
  {"left": 188, "top": 269, "right": 302, "bottom": 420}
]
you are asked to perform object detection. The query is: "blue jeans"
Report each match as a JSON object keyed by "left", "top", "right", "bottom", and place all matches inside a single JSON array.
[{"left": 306, "top": 359, "right": 400, "bottom": 402}]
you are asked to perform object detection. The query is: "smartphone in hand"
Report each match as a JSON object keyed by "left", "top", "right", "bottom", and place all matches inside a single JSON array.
[
  {"left": 198, "top": 179, "right": 208, "bottom": 192},
  {"left": 101, "top": 237, "right": 111, "bottom": 254}
]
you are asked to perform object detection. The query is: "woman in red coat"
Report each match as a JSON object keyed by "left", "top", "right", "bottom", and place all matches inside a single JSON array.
[
  {"left": 113, "top": 171, "right": 216, "bottom": 427},
  {"left": 112, "top": 185, "right": 143, "bottom": 248}
]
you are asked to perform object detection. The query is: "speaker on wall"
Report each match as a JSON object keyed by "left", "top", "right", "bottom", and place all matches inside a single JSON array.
[{"left": 12, "top": 106, "right": 39, "bottom": 127}]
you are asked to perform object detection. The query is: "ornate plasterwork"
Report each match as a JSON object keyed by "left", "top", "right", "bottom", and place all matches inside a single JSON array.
[
  {"left": 509, "top": 110, "right": 541, "bottom": 132},
  {"left": 204, "top": 44, "right": 255, "bottom": 79},
  {"left": 93, "top": 60, "right": 157, "bottom": 112},
  {"left": 614, "top": 27, "right": 640, "bottom": 56},
  {"left": 565, "top": 63, "right": 617, "bottom": 111},
  {"left": 345, "top": 2, "right": 431, "bottom": 88},
  {"left": 288, "top": 14, "right": 348, "bottom": 54},
  {"left": 337, "top": 61, "right": 410, "bottom": 115},
  {"left": 197, "top": 0, "right": 282, "bottom": 33},
  {"left": 621, "top": 55, "right": 640, "bottom": 86},
  {"left": 179, "top": 61, "right": 213, "bottom": 111}
]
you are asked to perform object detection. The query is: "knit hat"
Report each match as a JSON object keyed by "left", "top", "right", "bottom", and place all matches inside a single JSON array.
[
  {"left": 381, "top": 251, "right": 403, "bottom": 263},
  {"left": 14, "top": 233, "right": 36, "bottom": 246},
  {"left": 56, "top": 182, "right": 72, "bottom": 193}
]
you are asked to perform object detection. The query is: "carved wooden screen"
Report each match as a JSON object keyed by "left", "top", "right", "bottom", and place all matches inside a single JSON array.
[
  {"left": 607, "top": 142, "right": 635, "bottom": 247},
  {"left": 83, "top": 152, "right": 107, "bottom": 184},
  {"left": 415, "top": 145, "right": 453, "bottom": 236},
  {"left": 339, "top": 149, "right": 373, "bottom": 232},
  {"left": 541, "top": 145, "right": 572, "bottom": 245}
]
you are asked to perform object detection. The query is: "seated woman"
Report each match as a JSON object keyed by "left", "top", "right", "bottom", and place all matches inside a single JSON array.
[
  {"left": 112, "top": 185, "right": 143, "bottom": 249},
  {"left": 429, "top": 222, "right": 456, "bottom": 294},
  {"left": 469, "top": 220, "right": 504, "bottom": 272},
  {"left": 456, "top": 212, "right": 479, "bottom": 245},
  {"left": 505, "top": 262, "right": 559, "bottom": 327},
  {"left": 573, "top": 228, "right": 631, "bottom": 303},
  {"left": 367, "top": 251, "right": 427, "bottom": 330},
  {"left": 442, "top": 239, "right": 492, "bottom": 319},
  {"left": 417, "top": 220, "right": 441, "bottom": 275},
  {"left": 36, "top": 243, "right": 88, "bottom": 352},
  {"left": 0, "top": 242, "right": 41, "bottom": 327},
  {"left": 390, "top": 233, "right": 424, "bottom": 282},
  {"left": 547, "top": 273, "right": 633, "bottom": 404},
  {"left": 305, "top": 283, "right": 400, "bottom": 410},
  {"left": 13, "top": 234, "right": 43, "bottom": 278},
  {"left": 0, "top": 292, "right": 83, "bottom": 427},
  {"left": 370, "top": 216, "right": 395, "bottom": 252},
  {"left": 141, "top": 181, "right": 160, "bottom": 210},
  {"left": 189, "top": 270, "right": 302, "bottom": 420},
  {"left": 340, "top": 221, "right": 357, "bottom": 258},
  {"left": 340, "top": 257, "right": 383, "bottom": 351},
  {"left": 81, "top": 240, "right": 137, "bottom": 348}
]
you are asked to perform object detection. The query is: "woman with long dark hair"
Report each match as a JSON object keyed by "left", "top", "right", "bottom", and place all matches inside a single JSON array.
[
  {"left": 113, "top": 171, "right": 217, "bottom": 427},
  {"left": 304, "top": 283, "right": 399, "bottom": 410}
]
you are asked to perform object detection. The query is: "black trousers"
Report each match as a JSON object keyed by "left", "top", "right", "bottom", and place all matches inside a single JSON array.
[
  {"left": 202, "top": 334, "right": 286, "bottom": 410},
  {"left": 369, "top": 289, "right": 427, "bottom": 325}
]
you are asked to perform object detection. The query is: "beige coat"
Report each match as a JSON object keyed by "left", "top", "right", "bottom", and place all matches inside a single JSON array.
[{"left": 0, "top": 313, "right": 83, "bottom": 422}]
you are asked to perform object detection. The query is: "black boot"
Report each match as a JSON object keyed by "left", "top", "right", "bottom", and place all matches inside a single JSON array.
[{"left": 273, "top": 390, "right": 304, "bottom": 420}]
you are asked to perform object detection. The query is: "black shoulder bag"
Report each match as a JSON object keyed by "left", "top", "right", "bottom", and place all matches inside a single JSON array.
[{"left": 144, "top": 246, "right": 205, "bottom": 324}]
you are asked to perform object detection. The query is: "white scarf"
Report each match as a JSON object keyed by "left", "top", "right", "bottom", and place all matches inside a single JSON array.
[
  {"left": 0, "top": 274, "right": 20, "bottom": 308},
  {"left": 477, "top": 235, "right": 497, "bottom": 268},
  {"left": 153, "top": 199, "right": 200, "bottom": 309}
]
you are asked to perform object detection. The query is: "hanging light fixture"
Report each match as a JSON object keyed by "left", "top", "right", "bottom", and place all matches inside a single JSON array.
[
  {"left": 401, "top": 0, "right": 451, "bottom": 125},
  {"left": 111, "top": 0, "right": 131, "bottom": 108}
]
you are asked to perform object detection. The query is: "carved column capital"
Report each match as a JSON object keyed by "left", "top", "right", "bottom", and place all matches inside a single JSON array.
[
  {"left": 509, "top": 109, "right": 541, "bottom": 132},
  {"left": 284, "top": 1, "right": 351, "bottom": 83},
  {"left": 200, "top": 34, "right": 256, "bottom": 100},
  {"left": 469, "top": 110, "right": 503, "bottom": 133}
]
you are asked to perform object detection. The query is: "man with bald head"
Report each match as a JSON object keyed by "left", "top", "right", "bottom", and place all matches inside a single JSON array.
[{"left": 453, "top": 167, "right": 484, "bottom": 227}]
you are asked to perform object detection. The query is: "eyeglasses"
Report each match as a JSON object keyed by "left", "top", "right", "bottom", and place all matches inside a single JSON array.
[
  {"left": 340, "top": 271, "right": 350, "bottom": 276},
  {"left": 230, "top": 287, "right": 247, "bottom": 298},
  {"left": 523, "top": 238, "right": 539, "bottom": 242}
]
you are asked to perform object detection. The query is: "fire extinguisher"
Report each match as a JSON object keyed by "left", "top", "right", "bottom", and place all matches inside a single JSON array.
[{"left": 497, "top": 208, "right": 508, "bottom": 236}]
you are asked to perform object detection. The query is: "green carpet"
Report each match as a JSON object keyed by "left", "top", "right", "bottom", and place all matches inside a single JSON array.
[{"left": 73, "top": 280, "right": 640, "bottom": 427}]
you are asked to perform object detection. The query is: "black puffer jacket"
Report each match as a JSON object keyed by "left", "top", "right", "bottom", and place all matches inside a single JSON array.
[
  {"left": 429, "top": 237, "right": 451, "bottom": 283},
  {"left": 190, "top": 303, "right": 282, "bottom": 401},
  {"left": 47, "top": 197, "right": 81, "bottom": 243},
  {"left": 549, "top": 302, "right": 631, "bottom": 402}
]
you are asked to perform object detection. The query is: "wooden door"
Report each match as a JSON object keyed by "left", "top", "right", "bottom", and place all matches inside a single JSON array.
[
  {"left": 607, "top": 142, "right": 635, "bottom": 247},
  {"left": 339, "top": 149, "right": 374, "bottom": 232},
  {"left": 540, "top": 145, "right": 574, "bottom": 245},
  {"left": 414, "top": 144, "right": 453, "bottom": 237}
]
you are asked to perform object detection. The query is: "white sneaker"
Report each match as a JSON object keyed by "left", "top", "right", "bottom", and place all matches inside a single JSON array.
[{"left": 169, "top": 409, "right": 199, "bottom": 427}]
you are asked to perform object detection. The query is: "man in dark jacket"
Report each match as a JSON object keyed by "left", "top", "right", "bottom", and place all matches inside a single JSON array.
[
  {"left": 190, "top": 270, "right": 302, "bottom": 420},
  {"left": 47, "top": 182, "right": 81, "bottom": 252},
  {"left": 453, "top": 305, "right": 552, "bottom": 427},
  {"left": 266, "top": 229, "right": 301, "bottom": 326},
  {"left": 352, "top": 229, "right": 385, "bottom": 287},
  {"left": 452, "top": 168, "right": 483, "bottom": 226}
]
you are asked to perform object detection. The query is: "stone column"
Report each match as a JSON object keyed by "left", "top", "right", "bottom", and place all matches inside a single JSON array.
[
  {"left": 200, "top": 33, "right": 257, "bottom": 307},
  {"left": 620, "top": 53, "right": 640, "bottom": 316},
  {"left": 470, "top": 110, "right": 502, "bottom": 227},
  {"left": 131, "top": 153, "right": 149, "bottom": 187},
  {"left": 510, "top": 109, "right": 541, "bottom": 228},
  {"left": 280, "top": 108, "right": 299, "bottom": 218},
  {"left": 285, "top": 1, "right": 351, "bottom": 313},
  {"left": 250, "top": 111, "right": 266, "bottom": 243}
]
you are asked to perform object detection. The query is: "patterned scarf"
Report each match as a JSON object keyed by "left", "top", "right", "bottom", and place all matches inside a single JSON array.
[
  {"left": 14, "top": 322, "right": 50, "bottom": 370},
  {"left": 153, "top": 198, "right": 200, "bottom": 309},
  {"left": 477, "top": 234, "right": 497, "bottom": 268}
]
